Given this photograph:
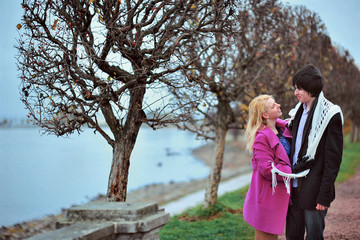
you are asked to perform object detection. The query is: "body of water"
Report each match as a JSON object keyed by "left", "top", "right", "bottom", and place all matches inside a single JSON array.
[{"left": 0, "top": 127, "right": 209, "bottom": 226}]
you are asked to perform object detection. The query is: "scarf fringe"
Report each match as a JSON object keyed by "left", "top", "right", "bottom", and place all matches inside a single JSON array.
[{"left": 271, "top": 163, "right": 309, "bottom": 195}]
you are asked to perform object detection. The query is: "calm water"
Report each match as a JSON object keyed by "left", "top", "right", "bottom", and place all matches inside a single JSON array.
[{"left": 0, "top": 127, "right": 209, "bottom": 226}]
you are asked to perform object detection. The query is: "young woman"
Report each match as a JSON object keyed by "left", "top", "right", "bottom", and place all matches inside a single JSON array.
[{"left": 243, "top": 94, "right": 292, "bottom": 240}]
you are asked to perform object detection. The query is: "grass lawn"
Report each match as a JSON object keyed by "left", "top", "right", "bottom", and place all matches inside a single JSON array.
[
  {"left": 159, "top": 137, "right": 360, "bottom": 240},
  {"left": 160, "top": 186, "right": 254, "bottom": 240},
  {"left": 336, "top": 137, "right": 360, "bottom": 183}
]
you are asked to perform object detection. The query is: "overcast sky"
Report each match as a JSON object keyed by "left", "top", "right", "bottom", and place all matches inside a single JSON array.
[
  {"left": 1, "top": 0, "right": 359, "bottom": 119},
  {"left": 283, "top": 0, "right": 360, "bottom": 64}
]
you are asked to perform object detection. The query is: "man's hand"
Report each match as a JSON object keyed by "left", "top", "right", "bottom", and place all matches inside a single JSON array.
[
  {"left": 316, "top": 203, "right": 328, "bottom": 210},
  {"left": 292, "top": 156, "right": 314, "bottom": 173}
]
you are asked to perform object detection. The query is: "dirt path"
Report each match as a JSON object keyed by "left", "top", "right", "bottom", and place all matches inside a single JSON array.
[{"left": 323, "top": 166, "right": 360, "bottom": 239}]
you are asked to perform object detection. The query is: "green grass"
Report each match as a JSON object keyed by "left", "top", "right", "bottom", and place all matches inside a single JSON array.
[
  {"left": 159, "top": 187, "right": 254, "bottom": 240},
  {"left": 336, "top": 137, "right": 360, "bottom": 183},
  {"left": 159, "top": 137, "right": 360, "bottom": 240}
]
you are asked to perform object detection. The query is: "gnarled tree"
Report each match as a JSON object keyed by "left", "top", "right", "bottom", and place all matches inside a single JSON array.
[{"left": 16, "top": 0, "right": 233, "bottom": 201}]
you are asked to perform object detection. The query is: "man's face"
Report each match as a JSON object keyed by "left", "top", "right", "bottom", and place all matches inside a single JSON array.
[{"left": 294, "top": 86, "right": 313, "bottom": 105}]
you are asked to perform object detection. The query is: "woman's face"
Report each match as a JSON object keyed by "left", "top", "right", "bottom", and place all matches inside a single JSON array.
[{"left": 264, "top": 98, "right": 282, "bottom": 120}]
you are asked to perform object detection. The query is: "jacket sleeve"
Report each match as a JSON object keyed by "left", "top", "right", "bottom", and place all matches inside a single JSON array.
[
  {"left": 253, "top": 133, "right": 292, "bottom": 181},
  {"left": 317, "top": 113, "right": 343, "bottom": 206}
]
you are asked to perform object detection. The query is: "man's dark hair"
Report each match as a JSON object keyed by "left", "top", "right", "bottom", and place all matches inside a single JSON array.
[{"left": 292, "top": 64, "right": 323, "bottom": 97}]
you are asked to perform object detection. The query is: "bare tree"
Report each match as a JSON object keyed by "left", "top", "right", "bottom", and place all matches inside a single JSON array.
[
  {"left": 172, "top": 0, "right": 360, "bottom": 206},
  {"left": 171, "top": 0, "right": 299, "bottom": 206},
  {"left": 16, "top": 0, "right": 232, "bottom": 201}
]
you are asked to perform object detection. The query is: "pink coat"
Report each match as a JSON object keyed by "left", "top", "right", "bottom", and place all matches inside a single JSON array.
[{"left": 243, "top": 119, "right": 292, "bottom": 235}]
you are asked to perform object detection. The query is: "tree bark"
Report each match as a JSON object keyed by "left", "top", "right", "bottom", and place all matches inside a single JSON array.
[{"left": 107, "top": 141, "right": 131, "bottom": 202}]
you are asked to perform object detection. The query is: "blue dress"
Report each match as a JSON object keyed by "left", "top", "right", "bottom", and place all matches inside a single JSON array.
[{"left": 277, "top": 128, "right": 290, "bottom": 156}]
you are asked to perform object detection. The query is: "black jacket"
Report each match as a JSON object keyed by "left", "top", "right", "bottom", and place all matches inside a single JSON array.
[{"left": 290, "top": 101, "right": 343, "bottom": 210}]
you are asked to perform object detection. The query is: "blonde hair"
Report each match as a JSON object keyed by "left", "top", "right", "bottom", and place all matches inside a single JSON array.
[{"left": 245, "top": 94, "right": 273, "bottom": 153}]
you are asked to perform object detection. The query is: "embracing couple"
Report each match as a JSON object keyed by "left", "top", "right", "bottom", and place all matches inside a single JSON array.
[{"left": 243, "top": 64, "right": 344, "bottom": 240}]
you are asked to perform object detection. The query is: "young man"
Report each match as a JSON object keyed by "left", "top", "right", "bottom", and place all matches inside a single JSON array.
[{"left": 286, "top": 64, "right": 343, "bottom": 240}]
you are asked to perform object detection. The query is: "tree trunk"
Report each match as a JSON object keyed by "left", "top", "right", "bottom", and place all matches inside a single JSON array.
[
  {"left": 204, "top": 126, "right": 228, "bottom": 207},
  {"left": 106, "top": 84, "right": 146, "bottom": 202},
  {"left": 106, "top": 140, "right": 132, "bottom": 201},
  {"left": 350, "top": 122, "right": 359, "bottom": 143},
  {"left": 203, "top": 98, "right": 233, "bottom": 207}
]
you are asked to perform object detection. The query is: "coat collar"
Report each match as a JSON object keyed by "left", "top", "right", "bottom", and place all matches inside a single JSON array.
[
  {"left": 277, "top": 119, "right": 292, "bottom": 139},
  {"left": 256, "top": 118, "right": 292, "bottom": 165},
  {"left": 258, "top": 119, "right": 292, "bottom": 149}
]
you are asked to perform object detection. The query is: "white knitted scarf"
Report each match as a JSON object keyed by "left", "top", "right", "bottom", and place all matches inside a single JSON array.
[{"left": 271, "top": 92, "right": 343, "bottom": 194}]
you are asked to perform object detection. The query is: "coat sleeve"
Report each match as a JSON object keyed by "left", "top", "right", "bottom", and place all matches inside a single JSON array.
[
  {"left": 253, "top": 133, "right": 292, "bottom": 181},
  {"left": 317, "top": 113, "right": 343, "bottom": 206}
]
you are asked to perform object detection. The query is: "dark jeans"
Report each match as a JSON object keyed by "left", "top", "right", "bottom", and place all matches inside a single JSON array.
[{"left": 286, "top": 188, "right": 327, "bottom": 240}]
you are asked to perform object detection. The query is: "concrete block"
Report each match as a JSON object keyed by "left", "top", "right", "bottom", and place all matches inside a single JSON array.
[
  {"left": 26, "top": 222, "right": 114, "bottom": 240},
  {"left": 66, "top": 202, "right": 159, "bottom": 222},
  {"left": 113, "top": 211, "right": 170, "bottom": 233}
]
